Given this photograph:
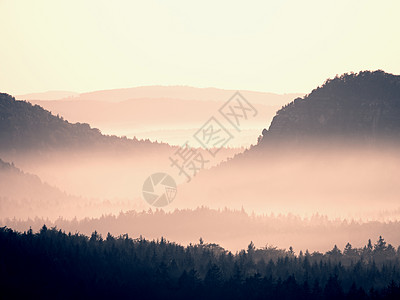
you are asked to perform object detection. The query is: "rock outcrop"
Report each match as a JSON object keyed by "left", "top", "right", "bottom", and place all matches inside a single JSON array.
[{"left": 259, "top": 70, "right": 400, "bottom": 144}]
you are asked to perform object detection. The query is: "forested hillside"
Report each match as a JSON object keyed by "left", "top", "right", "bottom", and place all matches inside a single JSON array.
[
  {"left": 0, "top": 92, "right": 161, "bottom": 150},
  {"left": 259, "top": 71, "right": 400, "bottom": 143},
  {"left": 1, "top": 227, "right": 400, "bottom": 299},
  {"left": 0, "top": 157, "right": 139, "bottom": 219},
  {"left": 0, "top": 157, "right": 68, "bottom": 206}
]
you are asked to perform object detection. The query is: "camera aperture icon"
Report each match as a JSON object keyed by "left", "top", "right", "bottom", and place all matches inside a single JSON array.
[{"left": 142, "top": 173, "right": 177, "bottom": 207}]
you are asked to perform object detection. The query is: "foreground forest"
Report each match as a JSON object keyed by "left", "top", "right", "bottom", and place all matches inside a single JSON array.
[{"left": 1, "top": 226, "right": 400, "bottom": 299}]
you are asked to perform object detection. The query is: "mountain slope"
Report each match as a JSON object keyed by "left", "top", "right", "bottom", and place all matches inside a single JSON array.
[
  {"left": 23, "top": 86, "right": 303, "bottom": 147},
  {"left": 0, "top": 92, "right": 164, "bottom": 150},
  {"left": 259, "top": 70, "right": 400, "bottom": 144},
  {"left": 0, "top": 157, "right": 75, "bottom": 218},
  {"left": 0, "top": 157, "right": 65, "bottom": 200},
  {"left": 0, "top": 92, "right": 240, "bottom": 204},
  {"left": 175, "top": 71, "right": 400, "bottom": 217},
  {"left": 0, "top": 157, "right": 144, "bottom": 219}
]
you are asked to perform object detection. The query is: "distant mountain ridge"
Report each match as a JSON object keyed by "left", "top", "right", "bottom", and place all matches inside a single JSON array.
[
  {"left": 259, "top": 70, "right": 400, "bottom": 144},
  {"left": 18, "top": 86, "right": 303, "bottom": 105},
  {"left": 22, "top": 86, "right": 302, "bottom": 147},
  {"left": 16, "top": 91, "right": 78, "bottom": 101}
]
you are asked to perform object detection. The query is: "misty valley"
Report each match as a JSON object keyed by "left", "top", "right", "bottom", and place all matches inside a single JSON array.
[{"left": 2, "top": 71, "right": 400, "bottom": 299}]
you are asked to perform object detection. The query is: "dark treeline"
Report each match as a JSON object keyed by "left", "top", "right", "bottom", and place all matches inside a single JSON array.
[{"left": 1, "top": 227, "right": 400, "bottom": 299}]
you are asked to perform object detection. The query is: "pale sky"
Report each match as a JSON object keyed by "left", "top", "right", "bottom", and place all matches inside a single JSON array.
[{"left": 1, "top": 0, "right": 399, "bottom": 95}]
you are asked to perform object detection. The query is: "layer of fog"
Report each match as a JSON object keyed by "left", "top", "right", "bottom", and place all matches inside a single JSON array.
[
  {"left": 1, "top": 140, "right": 400, "bottom": 252},
  {"left": 3, "top": 208, "right": 400, "bottom": 253},
  {"left": 0, "top": 144, "right": 240, "bottom": 220},
  {"left": 175, "top": 141, "right": 400, "bottom": 220}
]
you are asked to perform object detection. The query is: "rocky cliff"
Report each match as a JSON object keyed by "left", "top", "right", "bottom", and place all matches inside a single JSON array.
[{"left": 259, "top": 70, "right": 400, "bottom": 144}]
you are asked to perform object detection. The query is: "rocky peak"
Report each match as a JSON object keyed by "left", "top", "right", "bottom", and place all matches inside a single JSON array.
[{"left": 259, "top": 70, "right": 400, "bottom": 144}]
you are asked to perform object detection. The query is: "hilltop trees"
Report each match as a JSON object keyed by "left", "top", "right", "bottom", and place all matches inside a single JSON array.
[
  {"left": 0, "top": 92, "right": 164, "bottom": 150},
  {"left": 260, "top": 70, "right": 400, "bottom": 142}
]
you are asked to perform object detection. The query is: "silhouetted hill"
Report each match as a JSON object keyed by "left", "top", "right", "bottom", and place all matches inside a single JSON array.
[
  {"left": 0, "top": 92, "right": 161, "bottom": 150},
  {"left": 259, "top": 70, "right": 400, "bottom": 144},
  {"left": 173, "top": 71, "right": 400, "bottom": 216},
  {"left": 0, "top": 157, "right": 73, "bottom": 217},
  {"left": 0, "top": 93, "right": 240, "bottom": 205},
  {"left": 29, "top": 97, "right": 280, "bottom": 147},
  {"left": 23, "top": 86, "right": 303, "bottom": 147},
  {"left": 0, "top": 157, "right": 138, "bottom": 219},
  {"left": 0, "top": 157, "right": 62, "bottom": 198}
]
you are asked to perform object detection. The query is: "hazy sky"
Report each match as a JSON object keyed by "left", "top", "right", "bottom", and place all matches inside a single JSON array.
[{"left": 1, "top": 0, "right": 399, "bottom": 95}]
